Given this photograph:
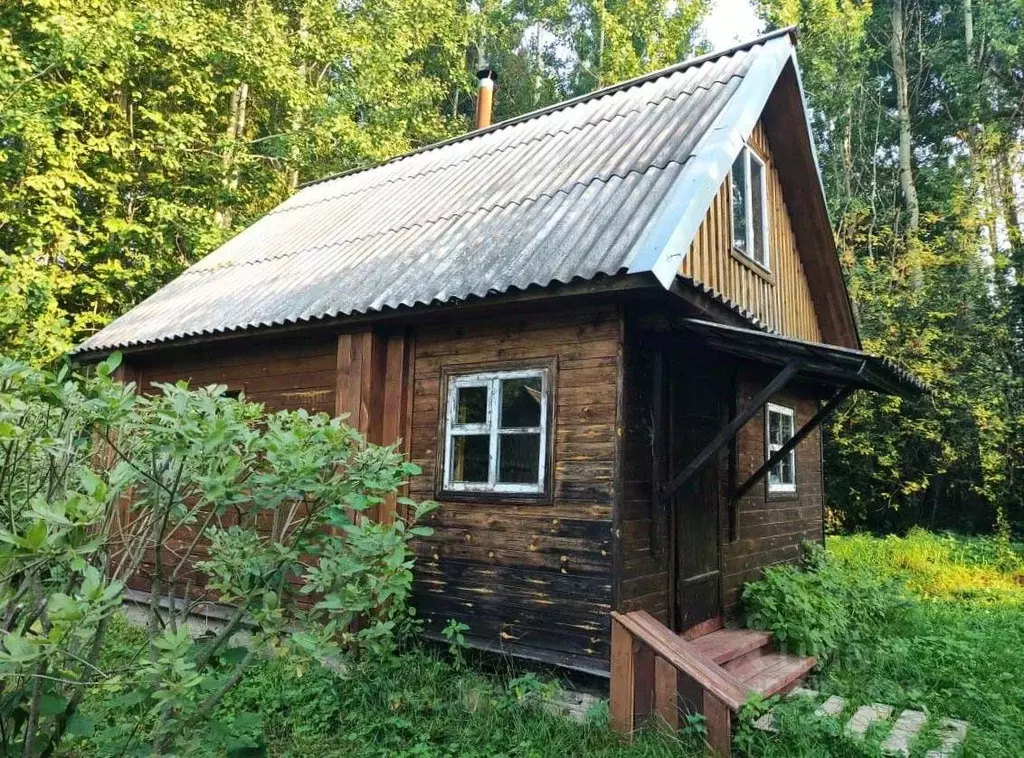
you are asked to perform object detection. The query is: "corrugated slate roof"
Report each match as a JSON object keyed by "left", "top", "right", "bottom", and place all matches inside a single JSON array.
[{"left": 76, "top": 29, "right": 800, "bottom": 354}]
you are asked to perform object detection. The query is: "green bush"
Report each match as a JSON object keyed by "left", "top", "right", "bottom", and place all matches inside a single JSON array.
[
  {"left": 741, "top": 542, "right": 908, "bottom": 659},
  {"left": 0, "top": 353, "right": 435, "bottom": 755}
]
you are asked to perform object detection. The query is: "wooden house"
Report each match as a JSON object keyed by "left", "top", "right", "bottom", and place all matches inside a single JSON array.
[{"left": 75, "top": 28, "right": 924, "bottom": 679}]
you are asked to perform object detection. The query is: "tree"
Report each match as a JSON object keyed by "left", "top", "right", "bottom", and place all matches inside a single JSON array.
[
  {"left": 0, "top": 0, "right": 469, "bottom": 353},
  {"left": 758, "top": 0, "right": 1024, "bottom": 532}
]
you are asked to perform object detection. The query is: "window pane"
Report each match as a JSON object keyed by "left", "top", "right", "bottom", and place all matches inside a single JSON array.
[
  {"left": 731, "top": 154, "right": 747, "bottom": 252},
  {"left": 750, "top": 157, "right": 766, "bottom": 266},
  {"left": 498, "top": 433, "right": 541, "bottom": 484},
  {"left": 500, "top": 377, "right": 542, "bottom": 428},
  {"left": 768, "top": 411, "right": 783, "bottom": 446},
  {"left": 781, "top": 451, "right": 795, "bottom": 484},
  {"left": 451, "top": 434, "right": 489, "bottom": 483},
  {"left": 455, "top": 385, "right": 488, "bottom": 424}
]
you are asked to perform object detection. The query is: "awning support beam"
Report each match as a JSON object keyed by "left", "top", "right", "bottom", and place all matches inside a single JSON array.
[
  {"left": 732, "top": 386, "right": 854, "bottom": 503},
  {"left": 659, "top": 359, "right": 803, "bottom": 505}
]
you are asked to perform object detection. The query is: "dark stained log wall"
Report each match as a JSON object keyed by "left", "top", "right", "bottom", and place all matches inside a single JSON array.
[
  {"left": 614, "top": 320, "right": 670, "bottom": 623},
  {"left": 123, "top": 335, "right": 340, "bottom": 597},
  {"left": 135, "top": 334, "right": 338, "bottom": 414},
  {"left": 408, "top": 304, "right": 621, "bottom": 673},
  {"left": 721, "top": 377, "right": 824, "bottom": 610}
]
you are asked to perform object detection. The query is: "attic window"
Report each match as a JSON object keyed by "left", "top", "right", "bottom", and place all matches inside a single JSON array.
[
  {"left": 441, "top": 367, "right": 551, "bottom": 496},
  {"left": 731, "top": 146, "right": 769, "bottom": 269}
]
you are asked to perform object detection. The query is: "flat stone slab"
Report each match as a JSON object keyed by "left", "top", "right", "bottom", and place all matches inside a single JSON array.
[
  {"left": 752, "top": 687, "right": 820, "bottom": 732},
  {"left": 881, "top": 709, "right": 928, "bottom": 756},
  {"left": 925, "top": 718, "right": 969, "bottom": 758},
  {"left": 846, "top": 703, "right": 894, "bottom": 738},
  {"left": 815, "top": 695, "right": 847, "bottom": 718},
  {"left": 789, "top": 687, "right": 818, "bottom": 699}
]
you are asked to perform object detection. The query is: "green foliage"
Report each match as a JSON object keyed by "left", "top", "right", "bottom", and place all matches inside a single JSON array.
[
  {"left": 441, "top": 618, "right": 470, "bottom": 667},
  {"left": 741, "top": 531, "right": 1024, "bottom": 757},
  {"left": 742, "top": 542, "right": 909, "bottom": 659},
  {"left": 0, "top": 353, "right": 434, "bottom": 755},
  {"left": 71, "top": 629, "right": 705, "bottom": 757},
  {"left": 757, "top": 0, "right": 1024, "bottom": 534},
  {"left": 0, "top": 0, "right": 709, "bottom": 365}
]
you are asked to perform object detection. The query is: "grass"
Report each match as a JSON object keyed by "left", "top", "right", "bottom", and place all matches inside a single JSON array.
[
  {"left": 743, "top": 528, "right": 1024, "bottom": 758},
  {"left": 73, "top": 618, "right": 705, "bottom": 757},
  {"left": 69, "top": 528, "right": 1024, "bottom": 757}
]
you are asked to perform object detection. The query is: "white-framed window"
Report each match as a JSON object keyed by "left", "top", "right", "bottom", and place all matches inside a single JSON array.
[
  {"left": 731, "top": 145, "right": 770, "bottom": 269},
  {"left": 442, "top": 368, "right": 549, "bottom": 494},
  {"left": 766, "top": 403, "right": 796, "bottom": 493}
]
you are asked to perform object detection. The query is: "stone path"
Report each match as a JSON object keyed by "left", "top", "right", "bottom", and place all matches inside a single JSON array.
[{"left": 752, "top": 688, "right": 968, "bottom": 757}]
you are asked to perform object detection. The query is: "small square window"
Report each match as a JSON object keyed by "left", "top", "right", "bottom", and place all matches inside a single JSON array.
[
  {"left": 442, "top": 368, "right": 550, "bottom": 495},
  {"left": 766, "top": 403, "right": 796, "bottom": 493},
  {"left": 731, "top": 145, "right": 770, "bottom": 270}
]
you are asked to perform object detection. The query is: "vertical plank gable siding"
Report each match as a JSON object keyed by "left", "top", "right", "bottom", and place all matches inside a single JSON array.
[
  {"left": 681, "top": 121, "right": 824, "bottom": 343},
  {"left": 409, "top": 306, "right": 620, "bottom": 670}
]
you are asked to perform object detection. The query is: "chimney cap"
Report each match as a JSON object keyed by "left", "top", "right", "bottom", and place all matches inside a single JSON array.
[{"left": 476, "top": 67, "right": 498, "bottom": 83}]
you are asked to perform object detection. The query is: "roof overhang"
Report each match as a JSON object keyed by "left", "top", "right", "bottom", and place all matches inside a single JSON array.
[{"left": 682, "top": 318, "right": 926, "bottom": 397}]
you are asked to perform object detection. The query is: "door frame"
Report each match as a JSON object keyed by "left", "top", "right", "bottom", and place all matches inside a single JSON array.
[{"left": 659, "top": 337, "right": 730, "bottom": 634}]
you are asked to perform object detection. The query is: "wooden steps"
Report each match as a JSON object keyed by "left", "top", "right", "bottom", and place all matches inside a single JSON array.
[
  {"left": 689, "top": 626, "right": 814, "bottom": 698},
  {"left": 610, "top": 611, "right": 817, "bottom": 756},
  {"left": 729, "top": 652, "right": 817, "bottom": 696},
  {"left": 690, "top": 628, "right": 772, "bottom": 665}
]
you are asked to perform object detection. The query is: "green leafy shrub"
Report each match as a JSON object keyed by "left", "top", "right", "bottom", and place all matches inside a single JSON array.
[
  {"left": 0, "top": 353, "right": 434, "bottom": 755},
  {"left": 741, "top": 542, "right": 908, "bottom": 659}
]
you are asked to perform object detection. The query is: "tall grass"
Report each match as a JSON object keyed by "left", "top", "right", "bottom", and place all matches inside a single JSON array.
[
  {"left": 745, "top": 529, "right": 1024, "bottom": 758},
  {"left": 69, "top": 529, "right": 1023, "bottom": 757}
]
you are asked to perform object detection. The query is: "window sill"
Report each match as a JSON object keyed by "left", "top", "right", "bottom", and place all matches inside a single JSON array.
[
  {"left": 730, "top": 246, "right": 775, "bottom": 285},
  {"left": 435, "top": 489, "right": 553, "bottom": 505}
]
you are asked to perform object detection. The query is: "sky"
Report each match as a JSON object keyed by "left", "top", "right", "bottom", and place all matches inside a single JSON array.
[{"left": 701, "top": 0, "right": 764, "bottom": 50}]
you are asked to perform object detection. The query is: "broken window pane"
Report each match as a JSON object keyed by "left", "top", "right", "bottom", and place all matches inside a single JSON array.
[
  {"left": 500, "top": 377, "right": 542, "bottom": 428},
  {"left": 498, "top": 433, "right": 541, "bottom": 483},
  {"left": 451, "top": 434, "right": 489, "bottom": 482},
  {"left": 455, "top": 385, "right": 488, "bottom": 424}
]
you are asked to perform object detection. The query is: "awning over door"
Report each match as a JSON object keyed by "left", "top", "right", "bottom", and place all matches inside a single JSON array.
[
  {"left": 681, "top": 318, "right": 927, "bottom": 397},
  {"left": 657, "top": 318, "right": 926, "bottom": 510}
]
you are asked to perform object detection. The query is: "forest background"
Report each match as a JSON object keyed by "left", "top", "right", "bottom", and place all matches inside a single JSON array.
[{"left": 3, "top": 0, "right": 1023, "bottom": 535}]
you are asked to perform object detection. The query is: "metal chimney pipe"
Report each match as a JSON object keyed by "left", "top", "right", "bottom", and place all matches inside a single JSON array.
[{"left": 475, "top": 68, "right": 497, "bottom": 130}]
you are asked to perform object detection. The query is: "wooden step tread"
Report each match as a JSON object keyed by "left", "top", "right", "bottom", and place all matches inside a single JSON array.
[
  {"left": 690, "top": 628, "right": 773, "bottom": 665},
  {"left": 731, "top": 652, "right": 817, "bottom": 696}
]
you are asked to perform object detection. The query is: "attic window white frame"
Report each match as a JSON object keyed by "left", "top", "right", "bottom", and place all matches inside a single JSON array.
[
  {"left": 730, "top": 145, "right": 770, "bottom": 271},
  {"left": 442, "top": 368, "right": 549, "bottom": 495},
  {"left": 766, "top": 403, "right": 796, "bottom": 493}
]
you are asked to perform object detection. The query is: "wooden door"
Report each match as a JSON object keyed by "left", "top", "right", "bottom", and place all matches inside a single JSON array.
[{"left": 668, "top": 344, "right": 724, "bottom": 633}]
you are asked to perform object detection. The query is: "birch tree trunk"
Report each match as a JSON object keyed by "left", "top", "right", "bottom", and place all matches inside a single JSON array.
[
  {"left": 964, "top": 0, "right": 974, "bottom": 62},
  {"left": 890, "top": 0, "right": 920, "bottom": 235},
  {"left": 214, "top": 82, "right": 249, "bottom": 228}
]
